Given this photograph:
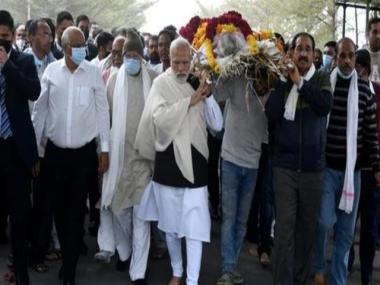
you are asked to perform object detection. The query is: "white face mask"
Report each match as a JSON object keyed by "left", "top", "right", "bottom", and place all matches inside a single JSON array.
[
  {"left": 337, "top": 67, "right": 355, "bottom": 80},
  {"left": 16, "top": 38, "right": 26, "bottom": 50}
]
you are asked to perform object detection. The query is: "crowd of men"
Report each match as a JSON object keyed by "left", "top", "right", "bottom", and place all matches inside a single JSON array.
[{"left": 0, "top": 8, "right": 379, "bottom": 285}]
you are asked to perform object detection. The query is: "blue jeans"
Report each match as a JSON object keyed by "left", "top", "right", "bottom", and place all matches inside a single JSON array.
[
  {"left": 314, "top": 168, "right": 361, "bottom": 285},
  {"left": 221, "top": 160, "right": 258, "bottom": 273}
]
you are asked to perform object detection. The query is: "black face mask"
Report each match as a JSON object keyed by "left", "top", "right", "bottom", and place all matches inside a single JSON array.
[{"left": 0, "top": 39, "right": 12, "bottom": 53}]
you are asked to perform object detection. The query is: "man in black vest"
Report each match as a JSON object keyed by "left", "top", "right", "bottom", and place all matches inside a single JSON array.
[{"left": 0, "top": 10, "right": 41, "bottom": 285}]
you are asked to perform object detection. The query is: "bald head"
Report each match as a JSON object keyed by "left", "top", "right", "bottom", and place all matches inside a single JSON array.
[
  {"left": 113, "top": 36, "right": 126, "bottom": 50},
  {"left": 62, "top": 26, "right": 86, "bottom": 68},
  {"left": 337, "top": 37, "right": 356, "bottom": 76},
  {"left": 61, "top": 26, "right": 85, "bottom": 48},
  {"left": 112, "top": 36, "right": 126, "bottom": 68}
]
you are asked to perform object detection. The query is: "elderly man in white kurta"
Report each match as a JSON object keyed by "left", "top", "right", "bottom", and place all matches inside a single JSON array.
[
  {"left": 99, "top": 29, "right": 157, "bottom": 285},
  {"left": 94, "top": 36, "right": 127, "bottom": 265},
  {"left": 136, "top": 38, "right": 223, "bottom": 285}
]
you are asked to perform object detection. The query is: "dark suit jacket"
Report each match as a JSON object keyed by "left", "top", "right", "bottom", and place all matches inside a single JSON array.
[
  {"left": 2, "top": 49, "right": 41, "bottom": 171},
  {"left": 86, "top": 42, "right": 98, "bottom": 61},
  {"left": 52, "top": 42, "right": 63, "bottom": 60}
]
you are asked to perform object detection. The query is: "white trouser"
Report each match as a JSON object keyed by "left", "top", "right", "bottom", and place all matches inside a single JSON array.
[
  {"left": 166, "top": 233, "right": 203, "bottom": 285},
  {"left": 97, "top": 209, "right": 115, "bottom": 254},
  {"left": 97, "top": 206, "right": 150, "bottom": 280},
  {"left": 114, "top": 208, "right": 133, "bottom": 261},
  {"left": 129, "top": 205, "right": 151, "bottom": 281},
  {"left": 97, "top": 208, "right": 132, "bottom": 261}
]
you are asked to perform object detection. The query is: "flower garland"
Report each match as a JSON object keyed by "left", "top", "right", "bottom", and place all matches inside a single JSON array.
[{"left": 180, "top": 11, "right": 261, "bottom": 74}]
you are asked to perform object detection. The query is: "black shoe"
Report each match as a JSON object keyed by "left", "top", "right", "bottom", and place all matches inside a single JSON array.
[
  {"left": 132, "top": 279, "right": 147, "bottom": 285},
  {"left": 88, "top": 221, "right": 99, "bottom": 237},
  {"left": 58, "top": 266, "right": 63, "bottom": 280},
  {"left": 116, "top": 259, "right": 128, "bottom": 272},
  {"left": 15, "top": 273, "right": 30, "bottom": 285}
]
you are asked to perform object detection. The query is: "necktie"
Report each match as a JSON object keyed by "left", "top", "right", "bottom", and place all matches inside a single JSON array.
[{"left": 0, "top": 73, "right": 12, "bottom": 139}]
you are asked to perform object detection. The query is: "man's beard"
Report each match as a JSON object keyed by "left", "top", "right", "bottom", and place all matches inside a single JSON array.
[
  {"left": 174, "top": 73, "right": 189, "bottom": 84},
  {"left": 149, "top": 52, "right": 160, "bottom": 64},
  {"left": 370, "top": 41, "right": 380, "bottom": 52}
]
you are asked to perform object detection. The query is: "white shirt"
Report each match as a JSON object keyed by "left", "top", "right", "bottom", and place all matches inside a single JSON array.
[
  {"left": 32, "top": 59, "right": 110, "bottom": 156},
  {"left": 152, "top": 63, "right": 163, "bottom": 74},
  {"left": 204, "top": 95, "right": 223, "bottom": 132},
  {"left": 24, "top": 48, "right": 56, "bottom": 114},
  {"left": 91, "top": 56, "right": 100, "bottom": 67}
]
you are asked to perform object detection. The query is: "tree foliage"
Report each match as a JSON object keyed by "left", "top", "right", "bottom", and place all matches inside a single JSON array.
[
  {"left": 2, "top": 0, "right": 155, "bottom": 30},
  {"left": 196, "top": 0, "right": 337, "bottom": 48}
]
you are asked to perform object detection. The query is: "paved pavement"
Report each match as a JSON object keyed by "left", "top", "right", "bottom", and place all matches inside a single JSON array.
[{"left": 0, "top": 221, "right": 379, "bottom": 284}]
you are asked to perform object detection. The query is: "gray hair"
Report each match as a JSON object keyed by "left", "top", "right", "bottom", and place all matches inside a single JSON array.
[
  {"left": 61, "top": 26, "right": 84, "bottom": 47},
  {"left": 169, "top": 37, "right": 191, "bottom": 58}
]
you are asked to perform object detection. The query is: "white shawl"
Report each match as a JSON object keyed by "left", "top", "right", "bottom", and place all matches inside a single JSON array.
[
  {"left": 135, "top": 68, "right": 208, "bottom": 183},
  {"left": 330, "top": 68, "right": 359, "bottom": 214},
  {"left": 284, "top": 64, "right": 316, "bottom": 121},
  {"left": 101, "top": 63, "right": 152, "bottom": 209}
]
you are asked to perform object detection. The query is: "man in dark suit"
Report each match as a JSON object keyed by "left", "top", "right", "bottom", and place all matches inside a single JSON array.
[
  {"left": 76, "top": 14, "right": 98, "bottom": 61},
  {"left": 52, "top": 11, "right": 74, "bottom": 60},
  {"left": 0, "top": 10, "right": 41, "bottom": 285}
]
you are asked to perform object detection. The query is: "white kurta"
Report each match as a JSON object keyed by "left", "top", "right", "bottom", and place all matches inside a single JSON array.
[
  {"left": 138, "top": 182, "right": 211, "bottom": 242},
  {"left": 137, "top": 91, "right": 223, "bottom": 243}
]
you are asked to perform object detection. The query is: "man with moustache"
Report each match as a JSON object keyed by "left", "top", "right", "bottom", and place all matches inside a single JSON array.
[
  {"left": 265, "top": 32, "right": 332, "bottom": 285},
  {"left": 314, "top": 38, "right": 380, "bottom": 285}
]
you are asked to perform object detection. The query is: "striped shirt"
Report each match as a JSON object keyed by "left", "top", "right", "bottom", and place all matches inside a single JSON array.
[{"left": 326, "top": 76, "right": 379, "bottom": 171}]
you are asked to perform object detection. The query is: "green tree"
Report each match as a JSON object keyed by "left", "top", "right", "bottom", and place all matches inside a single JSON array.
[
  {"left": 224, "top": 0, "right": 337, "bottom": 47},
  {"left": 2, "top": 0, "right": 155, "bottom": 30},
  {"left": 196, "top": 0, "right": 337, "bottom": 48}
]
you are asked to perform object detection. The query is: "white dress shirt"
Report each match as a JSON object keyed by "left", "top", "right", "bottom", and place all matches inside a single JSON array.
[
  {"left": 91, "top": 56, "right": 100, "bottom": 67},
  {"left": 204, "top": 95, "right": 223, "bottom": 132},
  {"left": 32, "top": 59, "right": 110, "bottom": 156},
  {"left": 152, "top": 63, "right": 163, "bottom": 74}
]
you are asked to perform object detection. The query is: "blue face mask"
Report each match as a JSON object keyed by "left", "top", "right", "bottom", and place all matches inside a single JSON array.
[
  {"left": 124, "top": 58, "right": 141, "bottom": 75},
  {"left": 71, "top": 47, "right": 87, "bottom": 65},
  {"left": 337, "top": 67, "right": 354, "bottom": 80},
  {"left": 323, "top": 54, "right": 332, "bottom": 70}
]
